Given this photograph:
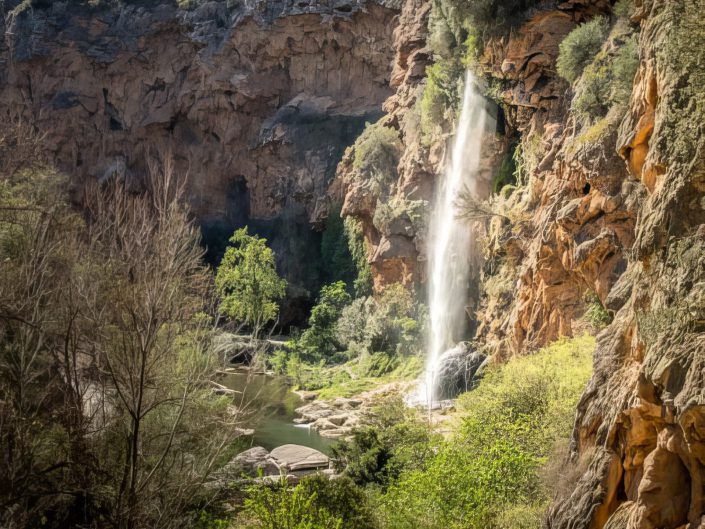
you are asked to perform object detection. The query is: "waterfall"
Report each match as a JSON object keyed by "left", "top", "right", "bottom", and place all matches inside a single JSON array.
[{"left": 417, "top": 71, "right": 492, "bottom": 407}]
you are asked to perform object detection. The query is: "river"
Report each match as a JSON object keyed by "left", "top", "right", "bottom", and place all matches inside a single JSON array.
[{"left": 219, "top": 369, "right": 334, "bottom": 454}]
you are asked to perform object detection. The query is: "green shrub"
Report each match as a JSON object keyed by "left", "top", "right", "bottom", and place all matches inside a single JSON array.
[
  {"left": 375, "top": 335, "right": 594, "bottom": 529},
  {"left": 584, "top": 291, "right": 612, "bottom": 329},
  {"left": 294, "top": 281, "right": 352, "bottom": 363},
  {"left": 242, "top": 479, "right": 342, "bottom": 529},
  {"left": 556, "top": 17, "right": 609, "bottom": 83},
  {"left": 344, "top": 217, "right": 373, "bottom": 297},
  {"left": 614, "top": 0, "right": 633, "bottom": 18},
  {"left": 570, "top": 29, "right": 639, "bottom": 121},
  {"left": 572, "top": 55, "right": 612, "bottom": 119},
  {"left": 353, "top": 122, "right": 401, "bottom": 194},
  {"left": 611, "top": 33, "right": 639, "bottom": 107},
  {"left": 420, "top": 60, "right": 463, "bottom": 140},
  {"left": 297, "top": 476, "right": 376, "bottom": 529},
  {"left": 331, "top": 397, "right": 437, "bottom": 487}
]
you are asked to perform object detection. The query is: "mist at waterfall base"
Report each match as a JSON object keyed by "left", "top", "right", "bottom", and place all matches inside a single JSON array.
[{"left": 410, "top": 71, "right": 495, "bottom": 408}]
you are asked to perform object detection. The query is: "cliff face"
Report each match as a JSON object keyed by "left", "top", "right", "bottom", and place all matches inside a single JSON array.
[
  {"left": 332, "top": 0, "right": 434, "bottom": 293},
  {"left": 337, "top": 0, "right": 705, "bottom": 526},
  {"left": 0, "top": 0, "right": 399, "bottom": 321},
  {"left": 547, "top": 1, "right": 705, "bottom": 528},
  {"left": 474, "top": 0, "right": 705, "bottom": 527}
]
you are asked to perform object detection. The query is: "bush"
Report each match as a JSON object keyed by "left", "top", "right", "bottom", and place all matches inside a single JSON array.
[
  {"left": 614, "top": 0, "right": 634, "bottom": 18},
  {"left": 584, "top": 291, "right": 612, "bottom": 329},
  {"left": 611, "top": 33, "right": 639, "bottom": 107},
  {"left": 294, "top": 281, "right": 352, "bottom": 363},
  {"left": 374, "top": 335, "right": 594, "bottom": 529},
  {"left": 297, "top": 476, "right": 377, "bottom": 529},
  {"left": 556, "top": 17, "right": 609, "bottom": 83},
  {"left": 335, "top": 284, "right": 424, "bottom": 362},
  {"left": 572, "top": 56, "right": 612, "bottom": 119},
  {"left": 331, "top": 397, "right": 437, "bottom": 487},
  {"left": 344, "top": 217, "right": 373, "bottom": 297},
  {"left": 570, "top": 28, "right": 639, "bottom": 121},
  {"left": 242, "top": 479, "right": 342, "bottom": 529},
  {"left": 420, "top": 60, "right": 463, "bottom": 140},
  {"left": 353, "top": 122, "right": 401, "bottom": 194}
]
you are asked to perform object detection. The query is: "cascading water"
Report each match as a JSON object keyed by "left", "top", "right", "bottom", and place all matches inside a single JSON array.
[{"left": 416, "top": 71, "right": 493, "bottom": 407}]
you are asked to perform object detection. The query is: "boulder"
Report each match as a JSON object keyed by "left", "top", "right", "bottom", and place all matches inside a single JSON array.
[
  {"left": 269, "top": 444, "right": 330, "bottom": 472},
  {"left": 219, "top": 446, "right": 279, "bottom": 479},
  {"left": 434, "top": 343, "right": 488, "bottom": 400}
]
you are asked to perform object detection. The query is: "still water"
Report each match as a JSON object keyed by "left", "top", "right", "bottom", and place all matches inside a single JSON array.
[{"left": 220, "top": 370, "right": 334, "bottom": 454}]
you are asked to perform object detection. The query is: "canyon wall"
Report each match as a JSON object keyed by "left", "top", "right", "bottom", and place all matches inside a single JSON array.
[
  {"left": 3, "top": 0, "right": 705, "bottom": 527},
  {"left": 547, "top": 1, "right": 705, "bottom": 528},
  {"left": 337, "top": 0, "right": 705, "bottom": 527},
  {"left": 0, "top": 0, "right": 399, "bottom": 321}
]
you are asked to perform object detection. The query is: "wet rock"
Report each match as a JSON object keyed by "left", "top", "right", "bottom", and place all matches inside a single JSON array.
[{"left": 434, "top": 343, "right": 488, "bottom": 400}]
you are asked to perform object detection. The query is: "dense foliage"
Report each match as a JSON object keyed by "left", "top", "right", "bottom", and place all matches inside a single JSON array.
[
  {"left": 375, "top": 335, "right": 594, "bottom": 529},
  {"left": 293, "top": 281, "right": 352, "bottom": 363},
  {"left": 353, "top": 121, "right": 402, "bottom": 196},
  {"left": 0, "top": 151, "right": 241, "bottom": 529},
  {"left": 331, "top": 397, "right": 437, "bottom": 487},
  {"left": 556, "top": 17, "right": 609, "bottom": 84},
  {"left": 215, "top": 227, "right": 287, "bottom": 336}
]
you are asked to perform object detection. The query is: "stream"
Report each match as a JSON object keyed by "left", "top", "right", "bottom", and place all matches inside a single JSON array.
[{"left": 220, "top": 369, "right": 334, "bottom": 454}]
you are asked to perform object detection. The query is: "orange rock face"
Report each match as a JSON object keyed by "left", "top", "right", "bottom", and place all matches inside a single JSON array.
[{"left": 547, "top": 1, "right": 705, "bottom": 528}]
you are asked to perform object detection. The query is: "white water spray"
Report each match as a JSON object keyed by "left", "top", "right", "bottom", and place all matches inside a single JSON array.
[{"left": 417, "top": 71, "right": 493, "bottom": 407}]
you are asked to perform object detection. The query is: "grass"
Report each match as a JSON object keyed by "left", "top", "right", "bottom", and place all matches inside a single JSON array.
[
  {"left": 315, "top": 356, "right": 422, "bottom": 400},
  {"left": 375, "top": 334, "right": 595, "bottom": 529}
]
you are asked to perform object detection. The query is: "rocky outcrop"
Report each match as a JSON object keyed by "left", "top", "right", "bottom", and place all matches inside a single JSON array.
[
  {"left": 474, "top": 1, "right": 640, "bottom": 356},
  {"left": 545, "top": 1, "right": 705, "bottom": 528},
  {"left": 218, "top": 444, "right": 332, "bottom": 484},
  {"left": 0, "top": 0, "right": 400, "bottom": 320},
  {"left": 331, "top": 0, "right": 433, "bottom": 291}
]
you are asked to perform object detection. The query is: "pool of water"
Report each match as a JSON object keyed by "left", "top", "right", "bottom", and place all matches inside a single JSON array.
[{"left": 220, "top": 370, "right": 334, "bottom": 454}]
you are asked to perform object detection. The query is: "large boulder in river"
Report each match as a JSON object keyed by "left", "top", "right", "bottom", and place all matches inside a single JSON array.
[{"left": 269, "top": 444, "right": 329, "bottom": 472}]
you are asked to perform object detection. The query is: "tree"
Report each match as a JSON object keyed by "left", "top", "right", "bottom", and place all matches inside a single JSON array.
[
  {"left": 0, "top": 149, "right": 244, "bottom": 529},
  {"left": 215, "top": 227, "right": 287, "bottom": 337},
  {"left": 296, "top": 281, "right": 351, "bottom": 363}
]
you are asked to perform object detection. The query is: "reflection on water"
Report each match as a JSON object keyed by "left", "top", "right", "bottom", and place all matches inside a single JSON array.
[{"left": 220, "top": 370, "right": 334, "bottom": 453}]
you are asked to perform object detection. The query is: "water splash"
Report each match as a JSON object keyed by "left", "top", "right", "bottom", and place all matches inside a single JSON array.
[{"left": 416, "top": 71, "right": 493, "bottom": 407}]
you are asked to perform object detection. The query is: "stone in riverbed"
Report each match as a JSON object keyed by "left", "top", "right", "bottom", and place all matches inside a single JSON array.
[
  {"left": 269, "top": 444, "right": 329, "bottom": 471},
  {"left": 219, "top": 446, "right": 279, "bottom": 479}
]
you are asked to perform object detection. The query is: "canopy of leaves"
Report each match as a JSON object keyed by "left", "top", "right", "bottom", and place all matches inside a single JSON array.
[
  {"left": 294, "top": 281, "right": 352, "bottom": 363},
  {"left": 215, "top": 227, "right": 286, "bottom": 334}
]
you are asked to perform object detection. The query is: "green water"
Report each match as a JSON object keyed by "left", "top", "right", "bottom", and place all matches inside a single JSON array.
[{"left": 220, "top": 370, "right": 334, "bottom": 454}]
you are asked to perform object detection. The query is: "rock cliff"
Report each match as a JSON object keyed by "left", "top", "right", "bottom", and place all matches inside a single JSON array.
[
  {"left": 3, "top": 0, "right": 705, "bottom": 526},
  {"left": 336, "top": 0, "right": 705, "bottom": 526},
  {"left": 0, "top": 0, "right": 399, "bottom": 321}
]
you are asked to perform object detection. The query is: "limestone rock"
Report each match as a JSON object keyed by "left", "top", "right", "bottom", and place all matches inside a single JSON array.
[
  {"left": 0, "top": 0, "right": 400, "bottom": 324},
  {"left": 269, "top": 444, "right": 329, "bottom": 471}
]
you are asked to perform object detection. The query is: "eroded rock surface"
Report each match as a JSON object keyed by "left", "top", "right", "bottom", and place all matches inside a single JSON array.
[
  {"left": 0, "top": 0, "right": 400, "bottom": 319},
  {"left": 546, "top": 1, "right": 705, "bottom": 528}
]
